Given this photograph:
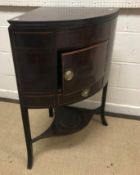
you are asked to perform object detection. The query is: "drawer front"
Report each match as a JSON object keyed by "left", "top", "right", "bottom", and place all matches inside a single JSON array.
[
  {"left": 61, "top": 41, "right": 108, "bottom": 93},
  {"left": 58, "top": 79, "right": 103, "bottom": 105},
  {"left": 12, "top": 32, "right": 54, "bottom": 49}
]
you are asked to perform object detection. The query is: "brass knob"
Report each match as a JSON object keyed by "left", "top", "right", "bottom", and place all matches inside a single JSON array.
[
  {"left": 81, "top": 88, "right": 90, "bottom": 98},
  {"left": 64, "top": 69, "right": 74, "bottom": 81}
]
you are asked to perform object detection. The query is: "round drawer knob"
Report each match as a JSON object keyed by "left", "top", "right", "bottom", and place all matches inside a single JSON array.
[
  {"left": 64, "top": 69, "right": 74, "bottom": 81},
  {"left": 81, "top": 88, "right": 90, "bottom": 98}
]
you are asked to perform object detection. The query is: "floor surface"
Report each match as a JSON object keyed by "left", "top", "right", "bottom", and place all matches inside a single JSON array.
[{"left": 0, "top": 102, "right": 140, "bottom": 175}]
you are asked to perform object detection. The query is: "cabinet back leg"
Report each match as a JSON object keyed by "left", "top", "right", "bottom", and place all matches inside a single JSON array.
[
  {"left": 49, "top": 108, "right": 54, "bottom": 117},
  {"left": 20, "top": 106, "right": 33, "bottom": 169},
  {"left": 101, "top": 83, "right": 108, "bottom": 126}
]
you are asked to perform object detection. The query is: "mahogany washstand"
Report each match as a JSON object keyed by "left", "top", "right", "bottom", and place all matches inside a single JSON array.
[{"left": 8, "top": 7, "right": 119, "bottom": 169}]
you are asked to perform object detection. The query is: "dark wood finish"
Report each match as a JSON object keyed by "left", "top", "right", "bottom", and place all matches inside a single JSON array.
[
  {"left": 8, "top": 7, "right": 119, "bottom": 28},
  {"left": 49, "top": 108, "right": 54, "bottom": 117},
  {"left": 12, "top": 31, "right": 54, "bottom": 49},
  {"left": 101, "top": 83, "right": 108, "bottom": 126},
  {"left": 8, "top": 7, "right": 119, "bottom": 169},
  {"left": 61, "top": 41, "right": 108, "bottom": 93},
  {"left": 20, "top": 106, "right": 33, "bottom": 169},
  {"left": 14, "top": 50, "right": 56, "bottom": 94},
  {"left": 58, "top": 79, "right": 103, "bottom": 105},
  {"left": 56, "top": 22, "right": 111, "bottom": 50},
  {"left": 32, "top": 106, "right": 96, "bottom": 143}
]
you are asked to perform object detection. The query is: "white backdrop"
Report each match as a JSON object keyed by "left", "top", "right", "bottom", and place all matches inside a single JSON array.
[
  {"left": 0, "top": 5, "right": 140, "bottom": 116},
  {"left": 0, "top": 0, "right": 140, "bottom": 8}
]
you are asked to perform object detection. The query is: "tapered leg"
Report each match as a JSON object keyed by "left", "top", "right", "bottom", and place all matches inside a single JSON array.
[
  {"left": 100, "top": 83, "right": 108, "bottom": 126},
  {"left": 49, "top": 108, "right": 54, "bottom": 117},
  {"left": 20, "top": 106, "right": 33, "bottom": 169}
]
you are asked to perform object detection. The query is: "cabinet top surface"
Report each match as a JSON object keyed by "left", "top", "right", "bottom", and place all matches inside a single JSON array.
[{"left": 8, "top": 7, "right": 119, "bottom": 26}]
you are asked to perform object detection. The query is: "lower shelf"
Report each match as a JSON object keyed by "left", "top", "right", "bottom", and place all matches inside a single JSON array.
[{"left": 32, "top": 106, "right": 101, "bottom": 143}]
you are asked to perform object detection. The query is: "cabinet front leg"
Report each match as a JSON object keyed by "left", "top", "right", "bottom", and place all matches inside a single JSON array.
[
  {"left": 20, "top": 106, "right": 33, "bottom": 169},
  {"left": 100, "top": 83, "right": 108, "bottom": 126}
]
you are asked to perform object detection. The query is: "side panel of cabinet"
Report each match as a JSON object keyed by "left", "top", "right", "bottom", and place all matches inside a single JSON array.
[
  {"left": 9, "top": 29, "right": 57, "bottom": 95},
  {"left": 12, "top": 32, "right": 54, "bottom": 49},
  {"left": 14, "top": 50, "right": 56, "bottom": 94}
]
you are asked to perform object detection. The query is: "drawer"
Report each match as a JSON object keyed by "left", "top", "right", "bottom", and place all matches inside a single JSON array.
[
  {"left": 61, "top": 40, "right": 108, "bottom": 93},
  {"left": 12, "top": 32, "right": 54, "bottom": 49},
  {"left": 58, "top": 79, "right": 103, "bottom": 105}
]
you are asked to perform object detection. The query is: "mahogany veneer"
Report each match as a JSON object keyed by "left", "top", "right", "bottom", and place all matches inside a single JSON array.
[{"left": 8, "top": 7, "right": 119, "bottom": 169}]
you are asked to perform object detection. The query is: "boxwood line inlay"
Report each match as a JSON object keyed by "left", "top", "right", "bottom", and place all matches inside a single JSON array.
[{"left": 8, "top": 7, "right": 119, "bottom": 169}]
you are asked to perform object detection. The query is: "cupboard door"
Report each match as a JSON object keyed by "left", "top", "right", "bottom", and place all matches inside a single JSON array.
[{"left": 61, "top": 41, "right": 108, "bottom": 93}]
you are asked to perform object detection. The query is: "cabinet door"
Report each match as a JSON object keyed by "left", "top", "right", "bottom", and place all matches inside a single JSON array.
[
  {"left": 14, "top": 50, "right": 56, "bottom": 94},
  {"left": 61, "top": 41, "right": 108, "bottom": 93}
]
